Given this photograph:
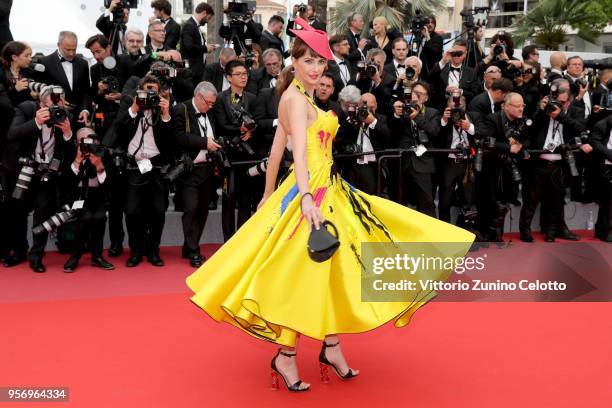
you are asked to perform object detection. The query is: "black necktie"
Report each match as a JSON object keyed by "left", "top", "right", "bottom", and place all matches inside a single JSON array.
[
  {"left": 60, "top": 57, "right": 73, "bottom": 64},
  {"left": 354, "top": 33, "right": 360, "bottom": 42}
]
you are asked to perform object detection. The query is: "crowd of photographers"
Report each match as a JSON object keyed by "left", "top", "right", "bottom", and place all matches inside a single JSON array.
[{"left": 0, "top": 1, "right": 611, "bottom": 274}]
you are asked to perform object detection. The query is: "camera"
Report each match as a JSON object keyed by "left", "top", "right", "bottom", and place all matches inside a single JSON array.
[
  {"left": 449, "top": 90, "right": 465, "bottom": 124},
  {"left": 356, "top": 61, "right": 378, "bottom": 80},
  {"left": 297, "top": 3, "right": 307, "bottom": 13},
  {"left": 242, "top": 38, "right": 256, "bottom": 69},
  {"left": 411, "top": 10, "right": 427, "bottom": 34},
  {"left": 26, "top": 80, "right": 47, "bottom": 93},
  {"left": 104, "top": 0, "right": 137, "bottom": 24},
  {"left": 100, "top": 76, "right": 121, "bottom": 94},
  {"left": 216, "top": 136, "right": 255, "bottom": 156},
  {"left": 474, "top": 136, "right": 497, "bottom": 172},
  {"left": 449, "top": 50, "right": 464, "bottom": 58},
  {"left": 346, "top": 101, "right": 370, "bottom": 127},
  {"left": 545, "top": 84, "right": 562, "bottom": 115},
  {"left": 47, "top": 105, "right": 68, "bottom": 126},
  {"left": 493, "top": 43, "right": 506, "bottom": 56},
  {"left": 80, "top": 137, "right": 109, "bottom": 157},
  {"left": 404, "top": 66, "right": 416, "bottom": 80},
  {"left": 12, "top": 157, "right": 61, "bottom": 200},
  {"left": 136, "top": 89, "right": 161, "bottom": 110},
  {"left": 232, "top": 105, "right": 257, "bottom": 132},
  {"left": 247, "top": 159, "right": 268, "bottom": 177},
  {"left": 32, "top": 204, "right": 76, "bottom": 236},
  {"left": 164, "top": 154, "right": 193, "bottom": 183},
  {"left": 504, "top": 117, "right": 532, "bottom": 140}
]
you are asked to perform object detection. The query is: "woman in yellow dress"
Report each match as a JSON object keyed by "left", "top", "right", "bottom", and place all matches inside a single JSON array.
[{"left": 186, "top": 20, "right": 475, "bottom": 392}]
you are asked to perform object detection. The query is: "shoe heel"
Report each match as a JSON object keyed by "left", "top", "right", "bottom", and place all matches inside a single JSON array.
[
  {"left": 270, "top": 370, "right": 279, "bottom": 390},
  {"left": 319, "top": 363, "right": 330, "bottom": 383}
]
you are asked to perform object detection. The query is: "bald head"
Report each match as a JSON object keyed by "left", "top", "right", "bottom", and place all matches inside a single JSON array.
[
  {"left": 550, "top": 51, "right": 567, "bottom": 70},
  {"left": 503, "top": 92, "right": 524, "bottom": 120},
  {"left": 361, "top": 93, "right": 377, "bottom": 112}
]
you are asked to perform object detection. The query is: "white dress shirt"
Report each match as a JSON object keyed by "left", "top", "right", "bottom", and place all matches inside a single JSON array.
[
  {"left": 127, "top": 109, "right": 162, "bottom": 160},
  {"left": 541, "top": 118, "right": 563, "bottom": 161},
  {"left": 440, "top": 117, "right": 475, "bottom": 159},
  {"left": 192, "top": 99, "right": 216, "bottom": 164},
  {"left": 34, "top": 122, "right": 72, "bottom": 163},
  {"left": 57, "top": 51, "right": 74, "bottom": 90},
  {"left": 606, "top": 128, "right": 612, "bottom": 165},
  {"left": 356, "top": 120, "right": 378, "bottom": 164},
  {"left": 333, "top": 54, "right": 350, "bottom": 86}
]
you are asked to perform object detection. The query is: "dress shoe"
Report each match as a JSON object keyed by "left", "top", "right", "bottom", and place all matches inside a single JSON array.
[
  {"left": 108, "top": 243, "right": 123, "bottom": 258},
  {"left": 603, "top": 231, "right": 612, "bottom": 243},
  {"left": 189, "top": 254, "right": 205, "bottom": 267},
  {"left": 126, "top": 253, "right": 143, "bottom": 267},
  {"left": 91, "top": 256, "right": 115, "bottom": 270},
  {"left": 63, "top": 255, "right": 80, "bottom": 273},
  {"left": 544, "top": 232, "right": 555, "bottom": 243},
  {"left": 3, "top": 253, "right": 27, "bottom": 267},
  {"left": 555, "top": 230, "right": 580, "bottom": 241},
  {"left": 209, "top": 200, "right": 218, "bottom": 210},
  {"left": 147, "top": 253, "right": 165, "bottom": 267},
  {"left": 520, "top": 231, "right": 534, "bottom": 243},
  {"left": 30, "top": 259, "right": 46, "bottom": 273}
]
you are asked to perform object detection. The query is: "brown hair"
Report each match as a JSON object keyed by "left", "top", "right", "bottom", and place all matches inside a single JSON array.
[{"left": 276, "top": 37, "right": 323, "bottom": 96}]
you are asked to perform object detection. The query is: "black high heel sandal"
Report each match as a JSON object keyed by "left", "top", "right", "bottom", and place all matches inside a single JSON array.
[
  {"left": 270, "top": 349, "right": 310, "bottom": 392},
  {"left": 319, "top": 341, "right": 358, "bottom": 382}
]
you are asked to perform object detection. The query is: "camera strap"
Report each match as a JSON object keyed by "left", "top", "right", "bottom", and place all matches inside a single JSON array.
[
  {"left": 37, "top": 126, "right": 54, "bottom": 162},
  {"left": 133, "top": 116, "right": 151, "bottom": 158}
]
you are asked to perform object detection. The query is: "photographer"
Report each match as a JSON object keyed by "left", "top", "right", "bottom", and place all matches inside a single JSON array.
[
  {"left": 0, "top": 82, "right": 16, "bottom": 265},
  {"left": 0, "top": 41, "right": 38, "bottom": 106},
  {"left": 438, "top": 93, "right": 476, "bottom": 222},
  {"left": 96, "top": 0, "right": 130, "bottom": 55},
  {"left": 38, "top": 31, "right": 91, "bottom": 126},
  {"left": 516, "top": 62, "right": 541, "bottom": 119},
  {"left": 566, "top": 57, "right": 591, "bottom": 120},
  {"left": 479, "top": 31, "right": 521, "bottom": 79},
  {"left": 247, "top": 48, "right": 283, "bottom": 95},
  {"left": 355, "top": 48, "right": 394, "bottom": 117},
  {"left": 385, "top": 39, "right": 424, "bottom": 99},
  {"left": 590, "top": 68, "right": 612, "bottom": 125},
  {"left": 114, "top": 75, "right": 172, "bottom": 267},
  {"left": 7, "top": 86, "right": 74, "bottom": 272},
  {"left": 547, "top": 52, "right": 567, "bottom": 83},
  {"left": 212, "top": 60, "right": 258, "bottom": 240},
  {"left": 327, "top": 34, "right": 357, "bottom": 99},
  {"left": 429, "top": 39, "right": 479, "bottom": 112},
  {"left": 172, "top": 81, "right": 221, "bottom": 267},
  {"left": 419, "top": 16, "right": 443, "bottom": 79},
  {"left": 149, "top": 0, "right": 181, "bottom": 50},
  {"left": 180, "top": 2, "right": 216, "bottom": 85},
  {"left": 62, "top": 128, "right": 114, "bottom": 272},
  {"left": 519, "top": 79, "right": 588, "bottom": 242},
  {"left": 260, "top": 15, "right": 288, "bottom": 58},
  {"left": 468, "top": 77, "right": 512, "bottom": 127},
  {"left": 474, "top": 92, "right": 526, "bottom": 242},
  {"left": 86, "top": 35, "right": 123, "bottom": 136},
  {"left": 335, "top": 88, "right": 391, "bottom": 195},
  {"left": 589, "top": 115, "right": 612, "bottom": 242},
  {"left": 315, "top": 72, "right": 342, "bottom": 117},
  {"left": 203, "top": 47, "right": 236, "bottom": 93},
  {"left": 287, "top": 4, "right": 326, "bottom": 35},
  {"left": 388, "top": 81, "right": 441, "bottom": 216},
  {"left": 219, "top": 3, "right": 262, "bottom": 57}
]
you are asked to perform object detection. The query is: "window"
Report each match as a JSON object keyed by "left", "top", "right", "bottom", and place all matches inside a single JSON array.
[
  {"left": 183, "top": 0, "right": 193, "bottom": 14},
  {"left": 254, "top": 14, "right": 262, "bottom": 24}
]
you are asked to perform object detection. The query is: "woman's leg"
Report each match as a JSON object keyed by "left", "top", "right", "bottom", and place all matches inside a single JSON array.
[
  {"left": 321, "top": 335, "right": 360, "bottom": 377},
  {"left": 272, "top": 340, "right": 310, "bottom": 390}
]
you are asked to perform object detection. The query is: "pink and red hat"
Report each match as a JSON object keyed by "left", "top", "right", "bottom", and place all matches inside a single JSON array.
[{"left": 289, "top": 18, "right": 334, "bottom": 60}]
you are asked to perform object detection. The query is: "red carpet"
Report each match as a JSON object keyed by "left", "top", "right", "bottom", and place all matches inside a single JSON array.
[{"left": 1, "top": 241, "right": 611, "bottom": 407}]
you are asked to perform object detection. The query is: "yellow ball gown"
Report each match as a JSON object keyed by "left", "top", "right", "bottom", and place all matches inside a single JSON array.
[{"left": 187, "top": 81, "right": 475, "bottom": 347}]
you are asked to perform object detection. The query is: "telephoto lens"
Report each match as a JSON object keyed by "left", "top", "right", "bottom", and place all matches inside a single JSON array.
[
  {"left": 12, "top": 158, "right": 37, "bottom": 200},
  {"left": 247, "top": 159, "right": 268, "bottom": 177},
  {"left": 32, "top": 205, "right": 76, "bottom": 236}
]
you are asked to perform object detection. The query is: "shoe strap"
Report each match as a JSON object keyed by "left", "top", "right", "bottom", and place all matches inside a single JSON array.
[
  {"left": 279, "top": 349, "right": 297, "bottom": 358},
  {"left": 323, "top": 341, "right": 339, "bottom": 348}
]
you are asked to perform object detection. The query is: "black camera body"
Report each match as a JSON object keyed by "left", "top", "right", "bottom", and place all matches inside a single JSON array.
[
  {"left": 12, "top": 157, "right": 61, "bottom": 200},
  {"left": 79, "top": 137, "right": 109, "bottom": 157},
  {"left": 346, "top": 101, "right": 370, "bottom": 128},
  {"left": 356, "top": 61, "right": 378, "bottom": 80},
  {"left": 47, "top": 105, "right": 68, "bottom": 126},
  {"left": 232, "top": 105, "right": 257, "bottom": 132},
  {"left": 136, "top": 89, "right": 161, "bottom": 110},
  {"left": 104, "top": 0, "right": 137, "bottom": 24},
  {"left": 411, "top": 10, "right": 427, "bottom": 34},
  {"left": 32, "top": 204, "right": 76, "bottom": 236},
  {"left": 297, "top": 3, "right": 307, "bottom": 13},
  {"left": 100, "top": 76, "right": 121, "bottom": 94},
  {"left": 493, "top": 43, "right": 506, "bottom": 56},
  {"left": 164, "top": 154, "right": 194, "bottom": 183},
  {"left": 216, "top": 136, "right": 255, "bottom": 156}
]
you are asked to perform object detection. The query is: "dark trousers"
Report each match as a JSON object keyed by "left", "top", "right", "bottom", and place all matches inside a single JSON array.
[
  {"left": 345, "top": 161, "right": 377, "bottom": 195},
  {"left": 402, "top": 165, "right": 436, "bottom": 217},
  {"left": 438, "top": 159, "right": 468, "bottom": 223},
  {"left": 519, "top": 160, "right": 566, "bottom": 233},
  {"left": 180, "top": 166, "right": 214, "bottom": 255},
  {"left": 107, "top": 172, "right": 126, "bottom": 247},
  {"left": 0, "top": 196, "right": 29, "bottom": 257},
  {"left": 221, "top": 169, "right": 263, "bottom": 241},
  {"left": 475, "top": 159, "right": 504, "bottom": 241},
  {"left": 596, "top": 164, "right": 612, "bottom": 235},
  {"left": 73, "top": 189, "right": 107, "bottom": 257},
  {"left": 28, "top": 179, "right": 59, "bottom": 262},
  {"left": 125, "top": 169, "right": 168, "bottom": 255}
]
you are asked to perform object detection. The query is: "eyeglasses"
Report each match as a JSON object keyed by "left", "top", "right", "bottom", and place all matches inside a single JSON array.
[
  {"left": 198, "top": 94, "right": 216, "bottom": 105},
  {"left": 413, "top": 90, "right": 427, "bottom": 98},
  {"left": 486, "top": 69, "right": 501, "bottom": 74},
  {"left": 231, "top": 72, "right": 249, "bottom": 77},
  {"left": 507, "top": 103, "right": 525, "bottom": 108}
]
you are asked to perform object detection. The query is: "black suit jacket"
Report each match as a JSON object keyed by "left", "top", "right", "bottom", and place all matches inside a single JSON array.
[
  {"left": 253, "top": 87, "right": 279, "bottom": 154},
  {"left": 315, "top": 98, "right": 342, "bottom": 118},
  {"left": 429, "top": 63, "right": 480, "bottom": 111},
  {"left": 335, "top": 113, "right": 391, "bottom": 154},
  {"left": 355, "top": 73, "right": 395, "bottom": 116},
  {"left": 38, "top": 51, "right": 90, "bottom": 114},
  {"left": 164, "top": 18, "right": 181, "bottom": 50},
  {"left": 96, "top": 13, "right": 126, "bottom": 56},
  {"left": 589, "top": 116, "right": 612, "bottom": 164},
  {"left": 172, "top": 100, "right": 219, "bottom": 173},
  {"left": 327, "top": 59, "right": 357, "bottom": 100},
  {"left": 468, "top": 91, "right": 498, "bottom": 129},
  {"left": 6, "top": 101, "right": 75, "bottom": 173},
  {"left": 525, "top": 106, "right": 586, "bottom": 151},
  {"left": 260, "top": 30, "right": 288, "bottom": 58},
  {"left": 202, "top": 62, "right": 226, "bottom": 93},
  {"left": 213, "top": 89, "right": 257, "bottom": 139},
  {"left": 0, "top": 0, "right": 12, "bottom": 50},
  {"left": 345, "top": 29, "right": 364, "bottom": 66},
  {"left": 246, "top": 67, "right": 277, "bottom": 95},
  {"left": 181, "top": 18, "right": 208, "bottom": 79},
  {"left": 421, "top": 31, "right": 443, "bottom": 79},
  {"left": 113, "top": 95, "right": 173, "bottom": 162},
  {"left": 388, "top": 107, "right": 441, "bottom": 173}
]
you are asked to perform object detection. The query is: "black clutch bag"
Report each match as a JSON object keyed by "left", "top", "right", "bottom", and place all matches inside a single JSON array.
[{"left": 307, "top": 220, "right": 340, "bottom": 263}]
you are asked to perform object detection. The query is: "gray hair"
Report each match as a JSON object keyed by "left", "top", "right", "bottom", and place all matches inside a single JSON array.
[
  {"left": 504, "top": 92, "right": 522, "bottom": 105},
  {"left": 125, "top": 27, "right": 144, "bottom": 40},
  {"left": 262, "top": 48, "right": 282, "bottom": 61},
  {"left": 148, "top": 20, "right": 164, "bottom": 32},
  {"left": 194, "top": 81, "right": 217, "bottom": 97},
  {"left": 366, "top": 48, "right": 386, "bottom": 62},
  {"left": 58, "top": 31, "right": 77, "bottom": 44},
  {"left": 338, "top": 85, "right": 361, "bottom": 104},
  {"left": 220, "top": 47, "right": 237, "bottom": 59},
  {"left": 40, "top": 85, "right": 64, "bottom": 102},
  {"left": 406, "top": 56, "right": 422, "bottom": 70}
]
